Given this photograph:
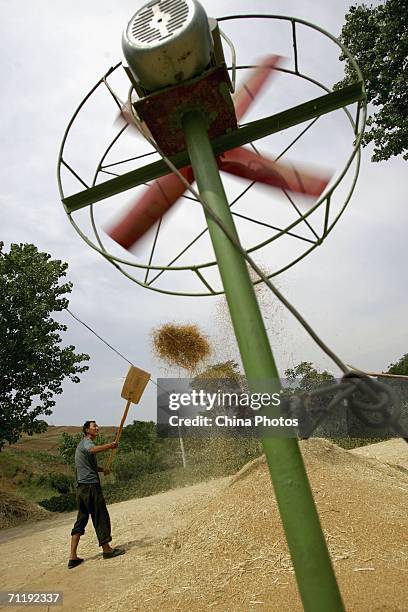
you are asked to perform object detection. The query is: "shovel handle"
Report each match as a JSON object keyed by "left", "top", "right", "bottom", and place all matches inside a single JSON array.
[{"left": 105, "top": 398, "right": 132, "bottom": 472}]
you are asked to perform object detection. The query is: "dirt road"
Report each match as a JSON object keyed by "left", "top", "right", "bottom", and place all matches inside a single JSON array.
[
  {"left": 1, "top": 439, "right": 407, "bottom": 611},
  {"left": 0, "top": 479, "right": 228, "bottom": 611}
]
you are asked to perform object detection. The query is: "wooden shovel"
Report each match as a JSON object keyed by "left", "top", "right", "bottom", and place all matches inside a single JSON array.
[{"left": 105, "top": 365, "right": 150, "bottom": 472}]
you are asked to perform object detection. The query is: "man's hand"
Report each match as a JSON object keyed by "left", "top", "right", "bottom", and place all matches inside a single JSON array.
[
  {"left": 109, "top": 441, "right": 118, "bottom": 450},
  {"left": 103, "top": 468, "right": 112, "bottom": 476}
]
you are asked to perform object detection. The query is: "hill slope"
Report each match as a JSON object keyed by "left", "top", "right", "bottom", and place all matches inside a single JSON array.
[{"left": 0, "top": 426, "right": 117, "bottom": 496}]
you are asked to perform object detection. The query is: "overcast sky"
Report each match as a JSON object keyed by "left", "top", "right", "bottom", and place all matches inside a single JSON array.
[{"left": 2, "top": 0, "right": 406, "bottom": 426}]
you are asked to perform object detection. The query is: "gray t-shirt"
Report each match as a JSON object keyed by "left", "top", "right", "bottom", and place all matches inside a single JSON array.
[{"left": 75, "top": 438, "right": 100, "bottom": 484}]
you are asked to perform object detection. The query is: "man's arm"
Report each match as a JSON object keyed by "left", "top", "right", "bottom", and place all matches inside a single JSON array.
[{"left": 89, "top": 441, "right": 118, "bottom": 455}]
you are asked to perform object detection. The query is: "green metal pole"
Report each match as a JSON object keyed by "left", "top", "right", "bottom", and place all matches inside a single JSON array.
[{"left": 182, "top": 109, "right": 344, "bottom": 612}]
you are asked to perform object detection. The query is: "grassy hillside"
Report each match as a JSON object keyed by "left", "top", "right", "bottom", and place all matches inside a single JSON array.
[
  {"left": 6, "top": 425, "right": 117, "bottom": 453},
  {"left": 0, "top": 426, "right": 116, "bottom": 502}
]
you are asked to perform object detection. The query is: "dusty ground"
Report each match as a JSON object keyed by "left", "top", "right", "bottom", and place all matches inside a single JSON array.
[
  {"left": 0, "top": 479, "right": 228, "bottom": 611},
  {"left": 0, "top": 439, "right": 407, "bottom": 612}
]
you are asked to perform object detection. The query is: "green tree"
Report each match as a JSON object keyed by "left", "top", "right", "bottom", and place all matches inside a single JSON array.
[
  {"left": 337, "top": 0, "right": 407, "bottom": 161},
  {"left": 120, "top": 421, "right": 158, "bottom": 458},
  {"left": 192, "top": 360, "right": 247, "bottom": 417},
  {"left": 58, "top": 432, "right": 83, "bottom": 466},
  {"left": 194, "top": 360, "right": 242, "bottom": 382},
  {"left": 113, "top": 450, "right": 152, "bottom": 482},
  {"left": 387, "top": 353, "right": 408, "bottom": 375},
  {"left": 58, "top": 431, "right": 108, "bottom": 470},
  {"left": 284, "top": 362, "right": 340, "bottom": 438},
  {"left": 0, "top": 243, "right": 89, "bottom": 449},
  {"left": 284, "top": 361, "right": 335, "bottom": 392},
  {"left": 385, "top": 354, "right": 408, "bottom": 430}
]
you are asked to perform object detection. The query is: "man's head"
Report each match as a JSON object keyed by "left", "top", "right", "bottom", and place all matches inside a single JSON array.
[{"left": 83, "top": 421, "right": 99, "bottom": 438}]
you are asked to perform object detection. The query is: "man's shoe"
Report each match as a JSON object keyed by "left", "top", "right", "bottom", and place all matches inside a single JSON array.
[
  {"left": 103, "top": 548, "right": 125, "bottom": 559},
  {"left": 68, "top": 558, "right": 84, "bottom": 569}
]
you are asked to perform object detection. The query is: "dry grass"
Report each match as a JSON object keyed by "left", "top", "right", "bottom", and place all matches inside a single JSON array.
[
  {"left": 92, "top": 439, "right": 408, "bottom": 612},
  {"left": 152, "top": 323, "right": 210, "bottom": 373},
  {"left": 0, "top": 490, "right": 50, "bottom": 529}
]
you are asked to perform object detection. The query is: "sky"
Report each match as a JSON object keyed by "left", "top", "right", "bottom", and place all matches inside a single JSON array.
[{"left": 1, "top": 0, "right": 406, "bottom": 426}]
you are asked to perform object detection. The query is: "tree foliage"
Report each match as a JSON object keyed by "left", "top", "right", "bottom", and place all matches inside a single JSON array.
[
  {"left": 337, "top": 0, "right": 408, "bottom": 161},
  {"left": 58, "top": 431, "right": 108, "bottom": 468},
  {"left": 120, "top": 420, "right": 158, "bottom": 458},
  {"left": 284, "top": 362, "right": 340, "bottom": 438},
  {"left": 386, "top": 354, "right": 408, "bottom": 412},
  {"left": 284, "top": 361, "right": 335, "bottom": 391},
  {"left": 194, "top": 360, "right": 242, "bottom": 382},
  {"left": 192, "top": 360, "right": 247, "bottom": 417},
  {"left": 58, "top": 432, "right": 83, "bottom": 465},
  {"left": 0, "top": 243, "right": 89, "bottom": 449},
  {"left": 387, "top": 353, "right": 408, "bottom": 375}
]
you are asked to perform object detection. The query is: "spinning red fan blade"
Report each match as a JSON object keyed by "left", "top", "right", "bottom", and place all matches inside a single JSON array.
[
  {"left": 109, "top": 166, "right": 194, "bottom": 249},
  {"left": 107, "top": 55, "right": 329, "bottom": 250},
  {"left": 218, "top": 147, "right": 330, "bottom": 196},
  {"left": 108, "top": 56, "right": 280, "bottom": 249},
  {"left": 232, "top": 55, "right": 281, "bottom": 121}
]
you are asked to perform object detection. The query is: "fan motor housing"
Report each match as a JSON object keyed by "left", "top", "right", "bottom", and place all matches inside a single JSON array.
[{"left": 123, "top": 0, "right": 213, "bottom": 92}]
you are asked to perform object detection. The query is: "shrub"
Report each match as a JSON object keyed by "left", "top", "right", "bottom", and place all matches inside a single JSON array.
[
  {"left": 39, "top": 492, "right": 77, "bottom": 512},
  {"left": 48, "top": 472, "right": 73, "bottom": 494},
  {"left": 30, "top": 472, "right": 73, "bottom": 494},
  {"left": 113, "top": 450, "right": 151, "bottom": 482}
]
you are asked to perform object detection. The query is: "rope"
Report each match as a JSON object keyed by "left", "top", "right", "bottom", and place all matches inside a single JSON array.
[
  {"left": 66, "top": 308, "right": 133, "bottom": 366},
  {"left": 65, "top": 307, "right": 170, "bottom": 396}
]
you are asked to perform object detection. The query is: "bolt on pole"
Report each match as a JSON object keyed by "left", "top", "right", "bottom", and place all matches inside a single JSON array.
[{"left": 182, "top": 109, "right": 344, "bottom": 612}]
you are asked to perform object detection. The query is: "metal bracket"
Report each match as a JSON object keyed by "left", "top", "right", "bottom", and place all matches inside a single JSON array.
[{"left": 134, "top": 64, "right": 237, "bottom": 156}]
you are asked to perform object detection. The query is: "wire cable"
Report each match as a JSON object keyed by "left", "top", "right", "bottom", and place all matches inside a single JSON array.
[
  {"left": 66, "top": 307, "right": 133, "bottom": 366},
  {"left": 219, "top": 27, "right": 237, "bottom": 91},
  {"left": 65, "top": 308, "right": 173, "bottom": 398}
]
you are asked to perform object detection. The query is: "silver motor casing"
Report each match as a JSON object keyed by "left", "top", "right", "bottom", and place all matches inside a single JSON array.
[{"left": 122, "top": 0, "right": 213, "bottom": 93}]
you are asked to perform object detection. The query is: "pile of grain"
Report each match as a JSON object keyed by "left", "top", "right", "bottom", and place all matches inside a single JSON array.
[
  {"left": 96, "top": 439, "right": 408, "bottom": 611},
  {"left": 152, "top": 323, "right": 210, "bottom": 373},
  {"left": 0, "top": 490, "right": 50, "bottom": 529}
]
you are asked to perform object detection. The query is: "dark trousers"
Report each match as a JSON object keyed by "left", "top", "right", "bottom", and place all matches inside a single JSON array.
[{"left": 71, "top": 483, "right": 112, "bottom": 546}]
